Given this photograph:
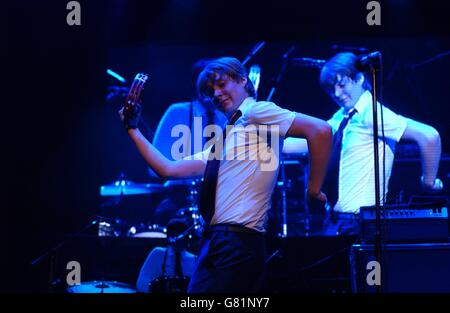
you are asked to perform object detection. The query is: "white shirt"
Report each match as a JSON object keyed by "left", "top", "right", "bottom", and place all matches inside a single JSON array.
[
  {"left": 187, "top": 97, "right": 296, "bottom": 232},
  {"left": 328, "top": 90, "right": 408, "bottom": 213}
]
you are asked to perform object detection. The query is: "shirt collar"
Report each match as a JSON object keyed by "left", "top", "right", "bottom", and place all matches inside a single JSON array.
[
  {"left": 352, "top": 90, "right": 372, "bottom": 114},
  {"left": 228, "top": 96, "right": 255, "bottom": 121}
]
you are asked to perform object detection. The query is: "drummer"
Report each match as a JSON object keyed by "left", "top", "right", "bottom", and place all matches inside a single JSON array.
[
  {"left": 150, "top": 59, "right": 227, "bottom": 226},
  {"left": 135, "top": 218, "right": 196, "bottom": 293}
]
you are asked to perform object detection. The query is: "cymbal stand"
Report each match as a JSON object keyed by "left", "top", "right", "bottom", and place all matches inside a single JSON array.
[
  {"left": 266, "top": 160, "right": 288, "bottom": 263},
  {"left": 278, "top": 156, "right": 288, "bottom": 238},
  {"left": 302, "top": 156, "right": 311, "bottom": 236},
  {"left": 187, "top": 179, "right": 203, "bottom": 237},
  {"left": 31, "top": 218, "right": 100, "bottom": 292}
]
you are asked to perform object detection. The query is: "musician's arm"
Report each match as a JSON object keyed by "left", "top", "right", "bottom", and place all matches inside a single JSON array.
[
  {"left": 401, "top": 118, "right": 442, "bottom": 191},
  {"left": 286, "top": 113, "right": 332, "bottom": 198},
  {"left": 128, "top": 128, "right": 206, "bottom": 179}
]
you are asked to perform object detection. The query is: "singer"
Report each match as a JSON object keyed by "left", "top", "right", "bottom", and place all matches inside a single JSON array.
[
  {"left": 284, "top": 52, "right": 443, "bottom": 236},
  {"left": 120, "top": 57, "right": 332, "bottom": 292}
]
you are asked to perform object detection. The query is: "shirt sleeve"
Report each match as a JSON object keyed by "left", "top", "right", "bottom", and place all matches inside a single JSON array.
[
  {"left": 182, "top": 146, "right": 212, "bottom": 164},
  {"left": 361, "top": 102, "right": 408, "bottom": 142},
  {"left": 327, "top": 111, "right": 343, "bottom": 134},
  {"left": 246, "top": 101, "right": 296, "bottom": 137}
]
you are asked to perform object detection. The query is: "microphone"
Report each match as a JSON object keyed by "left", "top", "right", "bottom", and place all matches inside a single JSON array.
[
  {"left": 106, "top": 69, "right": 126, "bottom": 83},
  {"left": 355, "top": 51, "right": 382, "bottom": 71},
  {"left": 290, "top": 57, "right": 326, "bottom": 69}
]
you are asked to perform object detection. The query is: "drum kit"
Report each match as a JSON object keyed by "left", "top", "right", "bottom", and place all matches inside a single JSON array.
[
  {"left": 98, "top": 152, "right": 316, "bottom": 242},
  {"left": 67, "top": 154, "right": 314, "bottom": 294},
  {"left": 97, "top": 177, "right": 204, "bottom": 241}
]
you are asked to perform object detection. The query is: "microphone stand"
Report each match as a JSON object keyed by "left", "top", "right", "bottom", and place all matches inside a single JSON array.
[
  {"left": 264, "top": 47, "right": 295, "bottom": 265},
  {"left": 266, "top": 45, "right": 296, "bottom": 101},
  {"left": 367, "top": 54, "right": 384, "bottom": 293},
  {"left": 266, "top": 48, "right": 294, "bottom": 238},
  {"left": 242, "top": 41, "right": 266, "bottom": 66},
  {"left": 302, "top": 155, "right": 311, "bottom": 236}
]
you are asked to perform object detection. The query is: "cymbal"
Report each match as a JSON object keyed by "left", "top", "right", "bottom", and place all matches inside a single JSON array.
[
  {"left": 67, "top": 281, "right": 136, "bottom": 293},
  {"left": 100, "top": 180, "right": 165, "bottom": 196},
  {"left": 163, "top": 179, "right": 201, "bottom": 188}
]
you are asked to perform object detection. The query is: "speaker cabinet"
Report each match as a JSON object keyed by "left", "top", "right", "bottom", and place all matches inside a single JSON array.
[{"left": 350, "top": 243, "right": 450, "bottom": 292}]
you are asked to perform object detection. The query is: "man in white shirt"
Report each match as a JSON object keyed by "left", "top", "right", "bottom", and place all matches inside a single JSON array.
[
  {"left": 284, "top": 52, "right": 443, "bottom": 236},
  {"left": 119, "top": 57, "right": 332, "bottom": 292}
]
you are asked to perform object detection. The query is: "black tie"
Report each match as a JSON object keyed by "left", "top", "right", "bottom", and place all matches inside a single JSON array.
[
  {"left": 198, "top": 110, "right": 242, "bottom": 226},
  {"left": 322, "top": 109, "right": 357, "bottom": 214}
]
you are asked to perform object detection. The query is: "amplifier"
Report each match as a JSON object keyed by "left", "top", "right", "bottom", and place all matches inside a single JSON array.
[
  {"left": 350, "top": 243, "right": 450, "bottom": 292},
  {"left": 360, "top": 203, "right": 449, "bottom": 243}
]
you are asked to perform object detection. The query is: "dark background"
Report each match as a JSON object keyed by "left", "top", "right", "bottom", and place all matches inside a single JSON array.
[{"left": 4, "top": 0, "right": 450, "bottom": 292}]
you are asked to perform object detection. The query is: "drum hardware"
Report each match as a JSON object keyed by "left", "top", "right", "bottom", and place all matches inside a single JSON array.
[
  {"left": 100, "top": 179, "right": 165, "bottom": 197},
  {"left": 168, "top": 178, "right": 204, "bottom": 238},
  {"left": 95, "top": 216, "right": 132, "bottom": 237},
  {"left": 98, "top": 220, "right": 121, "bottom": 237},
  {"left": 67, "top": 281, "right": 136, "bottom": 293},
  {"left": 176, "top": 207, "right": 203, "bottom": 238},
  {"left": 98, "top": 177, "right": 204, "bottom": 240},
  {"left": 301, "top": 155, "right": 311, "bottom": 236},
  {"left": 98, "top": 172, "right": 169, "bottom": 237},
  {"left": 148, "top": 275, "right": 189, "bottom": 293},
  {"left": 268, "top": 152, "right": 314, "bottom": 241},
  {"left": 276, "top": 154, "right": 310, "bottom": 237},
  {"left": 278, "top": 156, "right": 288, "bottom": 238}
]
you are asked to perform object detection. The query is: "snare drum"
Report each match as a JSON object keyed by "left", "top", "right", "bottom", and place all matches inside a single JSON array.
[
  {"left": 148, "top": 275, "right": 190, "bottom": 293},
  {"left": 130, "top": 224, "right": 167, "bottom": 238}
]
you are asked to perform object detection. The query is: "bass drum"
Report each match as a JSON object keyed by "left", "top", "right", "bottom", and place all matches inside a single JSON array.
[{"left": 148, "top": 275, "right": 190, "bottom": 293}]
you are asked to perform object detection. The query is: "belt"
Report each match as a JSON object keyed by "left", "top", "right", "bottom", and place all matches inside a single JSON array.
[{"left": 204, "top": 224, "right": 262, "bottom": 235}]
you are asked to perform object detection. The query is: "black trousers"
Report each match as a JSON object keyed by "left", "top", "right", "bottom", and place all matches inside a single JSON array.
[{"left": 187, "top": 224, "right": 266, "bottom": 293}]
